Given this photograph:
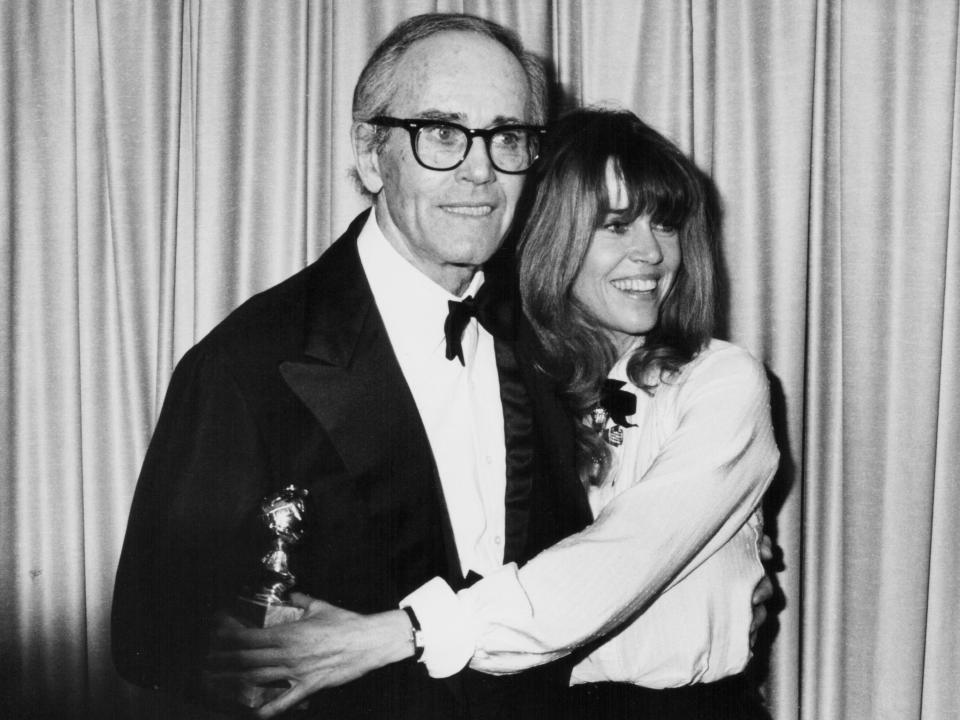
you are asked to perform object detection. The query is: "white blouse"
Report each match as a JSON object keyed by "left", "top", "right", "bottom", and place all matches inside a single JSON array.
[{"left": 403, "top": 339, "right": 780, "bottom": 687}]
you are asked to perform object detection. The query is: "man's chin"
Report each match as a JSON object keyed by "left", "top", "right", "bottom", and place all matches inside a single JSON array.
[{"left": 443, "top": 237, "right": 504, "bottom": 266}]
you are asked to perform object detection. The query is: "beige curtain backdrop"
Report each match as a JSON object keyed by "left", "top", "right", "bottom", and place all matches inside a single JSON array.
[{"left": 2, "top": 1, "right": 958, "bottom": 718}]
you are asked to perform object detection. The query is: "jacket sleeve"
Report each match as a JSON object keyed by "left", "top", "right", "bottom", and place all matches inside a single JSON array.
[{"left": 111, "top": 341, "right": 269, "bottom": 697}]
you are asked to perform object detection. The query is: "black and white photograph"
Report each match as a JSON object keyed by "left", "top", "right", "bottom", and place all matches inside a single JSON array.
[{"left": 1, "top": 2, "right": 957, "bottom": 719}]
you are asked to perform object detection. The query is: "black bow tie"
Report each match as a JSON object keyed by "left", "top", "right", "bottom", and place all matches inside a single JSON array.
[
  {"left": 444, "top": 284, "right": 515, "bottom": 365},
  {"left": 598, "top": 379, "right": 636, "bottom": 428}
]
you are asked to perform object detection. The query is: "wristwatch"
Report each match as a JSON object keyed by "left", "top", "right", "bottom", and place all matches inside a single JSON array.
[{"left": 401, "top": 605, "right": 425, "bottom": 661}]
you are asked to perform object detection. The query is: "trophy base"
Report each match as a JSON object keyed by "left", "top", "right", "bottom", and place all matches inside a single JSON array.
[
  {"left": 235, "top": 595, "right": 304, "bottom": 629},
  {"left": 234, "top": 596, "right": 305, "bottom": 709},
  {"left": 237, "top": 680, "right": 288, "bottom": 710}
]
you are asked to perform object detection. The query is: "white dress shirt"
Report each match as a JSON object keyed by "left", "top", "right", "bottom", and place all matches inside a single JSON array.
[
  {"left": 403, "top": 339, "right": 779, "bottom": 686},
  {"left": 357, "top": 215, "right": 507, "bottom": 583}
]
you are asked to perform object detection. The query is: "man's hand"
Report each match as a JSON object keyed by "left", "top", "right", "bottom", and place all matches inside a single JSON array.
[
  {"left": 205, "top": 593, "right": 415, "bottom": 719},
  {"left": 749, "top": 533, "right": 777, "bottom": 647}
]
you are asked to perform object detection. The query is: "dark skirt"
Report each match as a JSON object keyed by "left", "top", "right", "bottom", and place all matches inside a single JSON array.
[{"left": 560, "top": 674, "right": 771, "bottom": 720}]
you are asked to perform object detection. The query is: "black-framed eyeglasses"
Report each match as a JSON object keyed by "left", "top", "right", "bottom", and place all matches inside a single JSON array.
[{"left": 365, "top": 116, "right": 545, "bottom": 174}]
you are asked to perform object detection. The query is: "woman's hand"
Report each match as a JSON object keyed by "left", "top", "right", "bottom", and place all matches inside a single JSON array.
[{"left": 750, "top": 533, "right": 778, "bottom": 646}]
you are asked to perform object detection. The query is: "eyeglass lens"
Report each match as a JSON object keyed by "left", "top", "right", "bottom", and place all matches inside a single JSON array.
[{"left": 415, "top": 125, "right": 538, "bottom": 172}]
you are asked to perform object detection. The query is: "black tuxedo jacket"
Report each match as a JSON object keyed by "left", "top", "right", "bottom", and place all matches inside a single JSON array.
[{"left": 112, "top": 211, "right": 591, "bottom": 718}]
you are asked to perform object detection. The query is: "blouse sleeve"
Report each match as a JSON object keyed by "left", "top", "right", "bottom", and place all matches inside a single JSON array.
[{"left": 428, "top": 344, "right": 780, "bottom": 676}]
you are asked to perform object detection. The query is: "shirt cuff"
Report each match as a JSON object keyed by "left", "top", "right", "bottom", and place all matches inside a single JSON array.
[{"left": 401, "top": 577, "right": 476, "bottom": 678}]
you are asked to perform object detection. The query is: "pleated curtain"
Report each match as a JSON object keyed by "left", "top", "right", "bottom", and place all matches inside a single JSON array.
[{"left": 2, "top": 2, "right": 958, "bottom": 719}]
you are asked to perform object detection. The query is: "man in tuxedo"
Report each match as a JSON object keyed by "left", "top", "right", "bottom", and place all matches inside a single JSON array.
[
  {"left": 114, "top": 12, "right": 776, "bottom": 720},
  {"left": 112, "top": 13, "right": 592, "bottom": 720}
]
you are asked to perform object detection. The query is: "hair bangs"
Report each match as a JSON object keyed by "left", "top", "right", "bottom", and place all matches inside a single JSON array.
[{"left": 605, "top": 142, "right": 699, "bottom": 230}]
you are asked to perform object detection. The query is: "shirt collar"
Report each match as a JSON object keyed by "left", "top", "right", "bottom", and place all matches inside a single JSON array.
[{"left": 357, "top": 213, "right": 485, "bottom": 358}]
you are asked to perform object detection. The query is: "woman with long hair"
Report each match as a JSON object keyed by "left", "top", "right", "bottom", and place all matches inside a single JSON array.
[{"left": 441, "top": 107, "right": 781, "bottom": 718}]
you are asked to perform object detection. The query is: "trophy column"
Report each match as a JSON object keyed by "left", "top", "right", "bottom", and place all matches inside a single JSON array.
[{"left": 234, "top": 485, "right": 310, "bottom": 707}]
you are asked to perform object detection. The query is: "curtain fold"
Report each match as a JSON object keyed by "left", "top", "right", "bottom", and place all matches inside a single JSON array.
[
  {"left": 922, "top": 34, "right": 960, "bottom": 719},
  {"left": 2, "top": 2, "right": 959, "bottom": 719},
  {"left": 836, "top": 4, "right": 958, "bottom": 718},
  {"left": 4, "top": 4, "right": 89, "bottom": 716},
  {"left": 801, "top": 1, "right": 843, "bottom": 716}
]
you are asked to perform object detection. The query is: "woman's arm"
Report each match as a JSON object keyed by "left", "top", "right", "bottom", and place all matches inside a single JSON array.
[
  {"left": 207, "top": 345, "right": 780, "bottom": 712},
  {"left": 406, "top": 343, "right": 780, "bottom": 676}
]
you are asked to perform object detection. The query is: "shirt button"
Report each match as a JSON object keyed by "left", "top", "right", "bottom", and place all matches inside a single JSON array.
[{"left": 494, "top": 536, "right": 502, "bottom": 545}]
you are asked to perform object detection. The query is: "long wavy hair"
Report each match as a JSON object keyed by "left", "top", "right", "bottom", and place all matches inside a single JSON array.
[{"left": 518, "top": 107, "right": 720, "bottom": 484}]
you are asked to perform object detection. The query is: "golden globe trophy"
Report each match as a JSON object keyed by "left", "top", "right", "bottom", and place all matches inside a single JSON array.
[{"left": 235, "top": 485, "right": 310, "bottom": 707}]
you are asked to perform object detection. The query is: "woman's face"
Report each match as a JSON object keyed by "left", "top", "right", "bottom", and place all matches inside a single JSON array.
[{"left": 571, "top": 160, "right": 682, "bottom": 354}]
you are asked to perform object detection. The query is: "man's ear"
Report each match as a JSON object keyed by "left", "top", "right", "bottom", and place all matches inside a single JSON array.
[{"left": 352, "top": 122, "right": 384, "bottom": 195}]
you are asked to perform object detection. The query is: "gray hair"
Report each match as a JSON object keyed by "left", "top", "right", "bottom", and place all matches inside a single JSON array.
[{"left": 352, "top": 13, "right": 548, "bottom": 158}]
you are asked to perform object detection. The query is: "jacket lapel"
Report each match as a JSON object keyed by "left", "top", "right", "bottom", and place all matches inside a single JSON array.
[
  {"left": 278, "top": 212, "right": 463, "bottom": 587},
  {"left": 278, "top": 214, "right": 386, "bottom": 477},
  {"left": 484, "top": 264, "right": 593, "bottom": 563}
]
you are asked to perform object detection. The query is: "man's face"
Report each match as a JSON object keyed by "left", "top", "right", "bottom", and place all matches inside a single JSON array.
[{"left": 357, "top": 31, "right": 532, "bottom": 294}]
